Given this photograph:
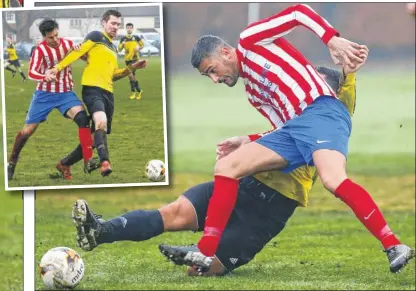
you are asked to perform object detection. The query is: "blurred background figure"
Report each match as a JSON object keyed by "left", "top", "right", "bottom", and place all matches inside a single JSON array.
[
  {"left": 30, "top": 38, "right": 42, "bottom": 58},
  {"left": 0, "top": 0, "right": 22, "bottom": 8},
  {"left": 407, "top": 3, "right": 415, "bottom": 16}
]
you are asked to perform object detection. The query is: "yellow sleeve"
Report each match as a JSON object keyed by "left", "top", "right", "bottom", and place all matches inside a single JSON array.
[
  {"left": 138, "top": 40, "right": 144, "bottom": 49},
  {"left": 118, "top": 37, "right": 125, "bottom": 52},
  {"left": 55, "top": 40, "right": 95, "bottom": 71},
  {"left": 337, "top": 72, "right": 356, "bottom": 116},
  {"left": 113, "top": 67, "right": 132, "bottom": 82}
]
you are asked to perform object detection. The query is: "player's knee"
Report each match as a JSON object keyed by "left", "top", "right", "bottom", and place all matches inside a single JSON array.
[
  {"left": 214, "top": 158, "right": 239, "bottom": 178},
  {"left": 93, "top": 112, "right": 107, "bottom": 131},
  {"left": 319, "top": 173, "right": 347, "bottom": 193},
  {"left": 21, "top": 126, "right": 37, "bottom": 137},
  {"left": 159, "top": 197, "right": 197, "bottom": 231},
  {"left": 73, "top": 111, "right": 90, "bottom": 128},
  {"left": 159, "top": 201, "right": 180, "bottom": 230}
]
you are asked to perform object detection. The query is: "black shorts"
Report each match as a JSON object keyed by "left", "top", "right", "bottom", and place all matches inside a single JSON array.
[
  {"left": 7, "top": 59, "right": 21, "bottom": 67},
  {"left": 182, "top": 176, "right": 298, "bottom": 272},
  {"left": 82, "top": 86, "right": 114, "bottom": 134}
]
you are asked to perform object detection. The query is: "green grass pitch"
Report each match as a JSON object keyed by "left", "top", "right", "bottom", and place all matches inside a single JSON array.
[
  {"left": 32, "top": 69, "right": 415, "bottom": 290},
  {"left": 4, "top": 57, "right": 166, "bottom": 188},
  {"left": 0, "top": 169, "right": 22, "bottom": 291}
]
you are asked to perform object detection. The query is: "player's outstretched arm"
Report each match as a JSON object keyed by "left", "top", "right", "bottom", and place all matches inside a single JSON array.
[
  {"left": 137, "top": 39, "right": 145, "bottom": 50},
  {"left": 112, "top": 60, "right": 147, "bottom": 82},
  {"left": 337, "top": 47, "right": 368, "bottom": 116},
  {"left": 239, "top": 4, "right": 339, "bottom": 46},
  {"left": 112, "top": 68, "right": 132, "bottom": 82},
  {"left": 118, "top": 38, "right": 125, "bottom": 52}
]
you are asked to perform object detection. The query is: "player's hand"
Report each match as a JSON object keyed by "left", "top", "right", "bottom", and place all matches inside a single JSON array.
[
  {"left": 47, "top": 68, "right": 58, "bottom": 76},
  {"left": 135, "top": 45, "right": 143, "bottom": 52},
  {"left": 130, "top": 59, "right": 147, "bottom": 70},
  {"left": 327, "top": 36, "right": 367, "bottom": 68},
  {"left": 216, "top": 136, "right": 251, "bottom": 160},
  {"left": 72, "top": 43, "right": 82, "bottom": 51},
  {"left": 44, "top": 68, "right": 57, "bottom": 82},
  {"left": 343, "top": 46, "right": 369, "bottom": 75}
]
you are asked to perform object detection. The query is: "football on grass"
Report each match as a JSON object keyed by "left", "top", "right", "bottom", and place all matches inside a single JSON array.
[
  {"left": 39, "top": 247, "right": 84, "bottom": 289},
  {"left": 145, "top": 159, "right": 166, "bottom": 181}
]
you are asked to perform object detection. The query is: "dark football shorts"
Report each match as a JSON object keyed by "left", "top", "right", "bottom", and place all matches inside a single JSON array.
[
  {"left": 182, "top": 176, "right": 298, "bottom": 272},
  {"left": 82, "top": 86, "right": 114, "bottom": 134},
  {"left": 7, "top": 59, "right": 21, "bottom": 67}
]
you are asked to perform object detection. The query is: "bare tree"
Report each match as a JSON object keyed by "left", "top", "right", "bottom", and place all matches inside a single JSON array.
[
  {"left": 78, "top": 8, "right": 101, "bottom": 38},
  {"left": 3, "top": 10, "right": 58, "bottom": 42}
]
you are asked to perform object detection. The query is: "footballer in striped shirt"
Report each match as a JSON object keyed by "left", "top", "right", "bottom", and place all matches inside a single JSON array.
[
  {"left": 7, "top": 19, "right": 95, "bottom": 181},
  {"left": 191, "top": 4, "right": 414, "bottom": 273}
]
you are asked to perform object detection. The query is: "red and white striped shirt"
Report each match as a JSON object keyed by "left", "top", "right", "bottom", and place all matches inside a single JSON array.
[
  {"left": 28, "top": 38, "right": 75, "bottom": 93},
  {"left": 237, "top": 4, "right": 340, "bottom": 133}
]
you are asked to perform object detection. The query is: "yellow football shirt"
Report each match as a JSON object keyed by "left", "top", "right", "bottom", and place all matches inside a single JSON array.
[
  {"left": 254, "top": 72, "right": 357, "bottom": 207},
  {"left": 55, "top": 31, "right": 129, "bottom": 93},
  {"left": 6, "top": 44, "right": 18, "bottom": 61},
  {"left": 1, "top": 0, "right": 11, "bottom": 8},
  {"left": 118, "top": 34, "right": 144, "bottom": 62}
]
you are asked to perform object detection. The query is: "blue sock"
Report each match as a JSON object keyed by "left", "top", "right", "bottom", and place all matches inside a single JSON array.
[{"left": 97, "top": 210, "right": 164, "bottom": 244}]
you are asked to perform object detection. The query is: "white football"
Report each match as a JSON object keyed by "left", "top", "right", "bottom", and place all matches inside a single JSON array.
[
  {"left": 145, "top": 159, "right": 166, "bottom": 181},
  {"left": 39, "top": 247, "right": 85, "bottom": 289}
]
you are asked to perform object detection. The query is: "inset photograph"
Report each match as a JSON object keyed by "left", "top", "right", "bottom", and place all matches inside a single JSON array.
[{"left": 2, "top": 3, "right": 168, "bottom": 190}]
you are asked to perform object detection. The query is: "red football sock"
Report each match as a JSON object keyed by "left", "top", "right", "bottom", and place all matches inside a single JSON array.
[
  {"left": 78, "top": 128, "right": 93, "bottom": 164},
  {"left": 198, "top": 175, "right": 239, "bottom": 256},
  {"left": 10, "top": 131, "right": 29, "bottom": 164},
  {"left": 335, "top": 179, "right": 401, "bottom": 249}
]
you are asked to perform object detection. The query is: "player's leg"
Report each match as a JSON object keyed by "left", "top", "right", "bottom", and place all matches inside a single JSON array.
[
  {"left": 198, "top": 131, "right": 295, "bottom": 256},
  {"left": 71, "top": 182, "right": 214, "bottom": 251},
  {"left": 82, "top": 86, "right": 112, "bottom": 176},
  {"left": 293, "top": 96, "right": 414, "bottom": 273},
  {"left": 13, "top": 60, "right": 27, "bottom": 82},
  {"left": 132, "top": 69, "right": 143, "bottom": 100},
  {"left": 161, "top": 177, "right": 299, "bottom": 276},
  {"left": 51, "top": 92, "right": 95, "bottom": 178},
  {"left": 4, "top": 60, "right": 16, "bottom": 77},
  {"left": 126, "top": 60, "right": 137, "bottom": 99},
  {"left": 129, "top": 74, "right": 138, "bottom": 100},
  {"left": 7, "top": 123, "right": 39, "bottom": 180},
  {"left": 63, "top": 102, "right": 95, "bottom": 170},
  {"left": 91, "top": 110, "right": 111, "bottom": 175},
  {"left": 8, "top": 91, "right": 55, "bottom": 180},
  {"left": 313, "top": 149, "right": 414, "bottom": 272}
]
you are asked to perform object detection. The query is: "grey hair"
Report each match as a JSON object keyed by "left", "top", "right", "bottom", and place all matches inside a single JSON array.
[
  {"left": 191, "top": 35, "right": 232, "bottom": 69},
  {"left": 316, "top": 66, "right": 342, "bottom": 92}
]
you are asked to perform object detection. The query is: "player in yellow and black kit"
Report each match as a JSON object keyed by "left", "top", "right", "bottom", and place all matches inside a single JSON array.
[
  {"left": 1, "top": 0, "right": 22, "bottom": 8},
  {"left": 118, "top": 23, "right": 144, "bottom": 100},
  {"left": 0, "top": 0, "right": 10, "bottom": 7},
  {"left": 48, "top": 10, "right": 146, "bottom": 177},
  {"left": 4, "top": 38, "right": 27, "bottom": 82}
]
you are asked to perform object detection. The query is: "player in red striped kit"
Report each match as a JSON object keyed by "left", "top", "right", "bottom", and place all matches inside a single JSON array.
[
  {"left": 7, "top": 19, "right": 95, "bottom": 181},
  {"left": 191, "top": 4, "right": 414, "bottom": 273}
]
